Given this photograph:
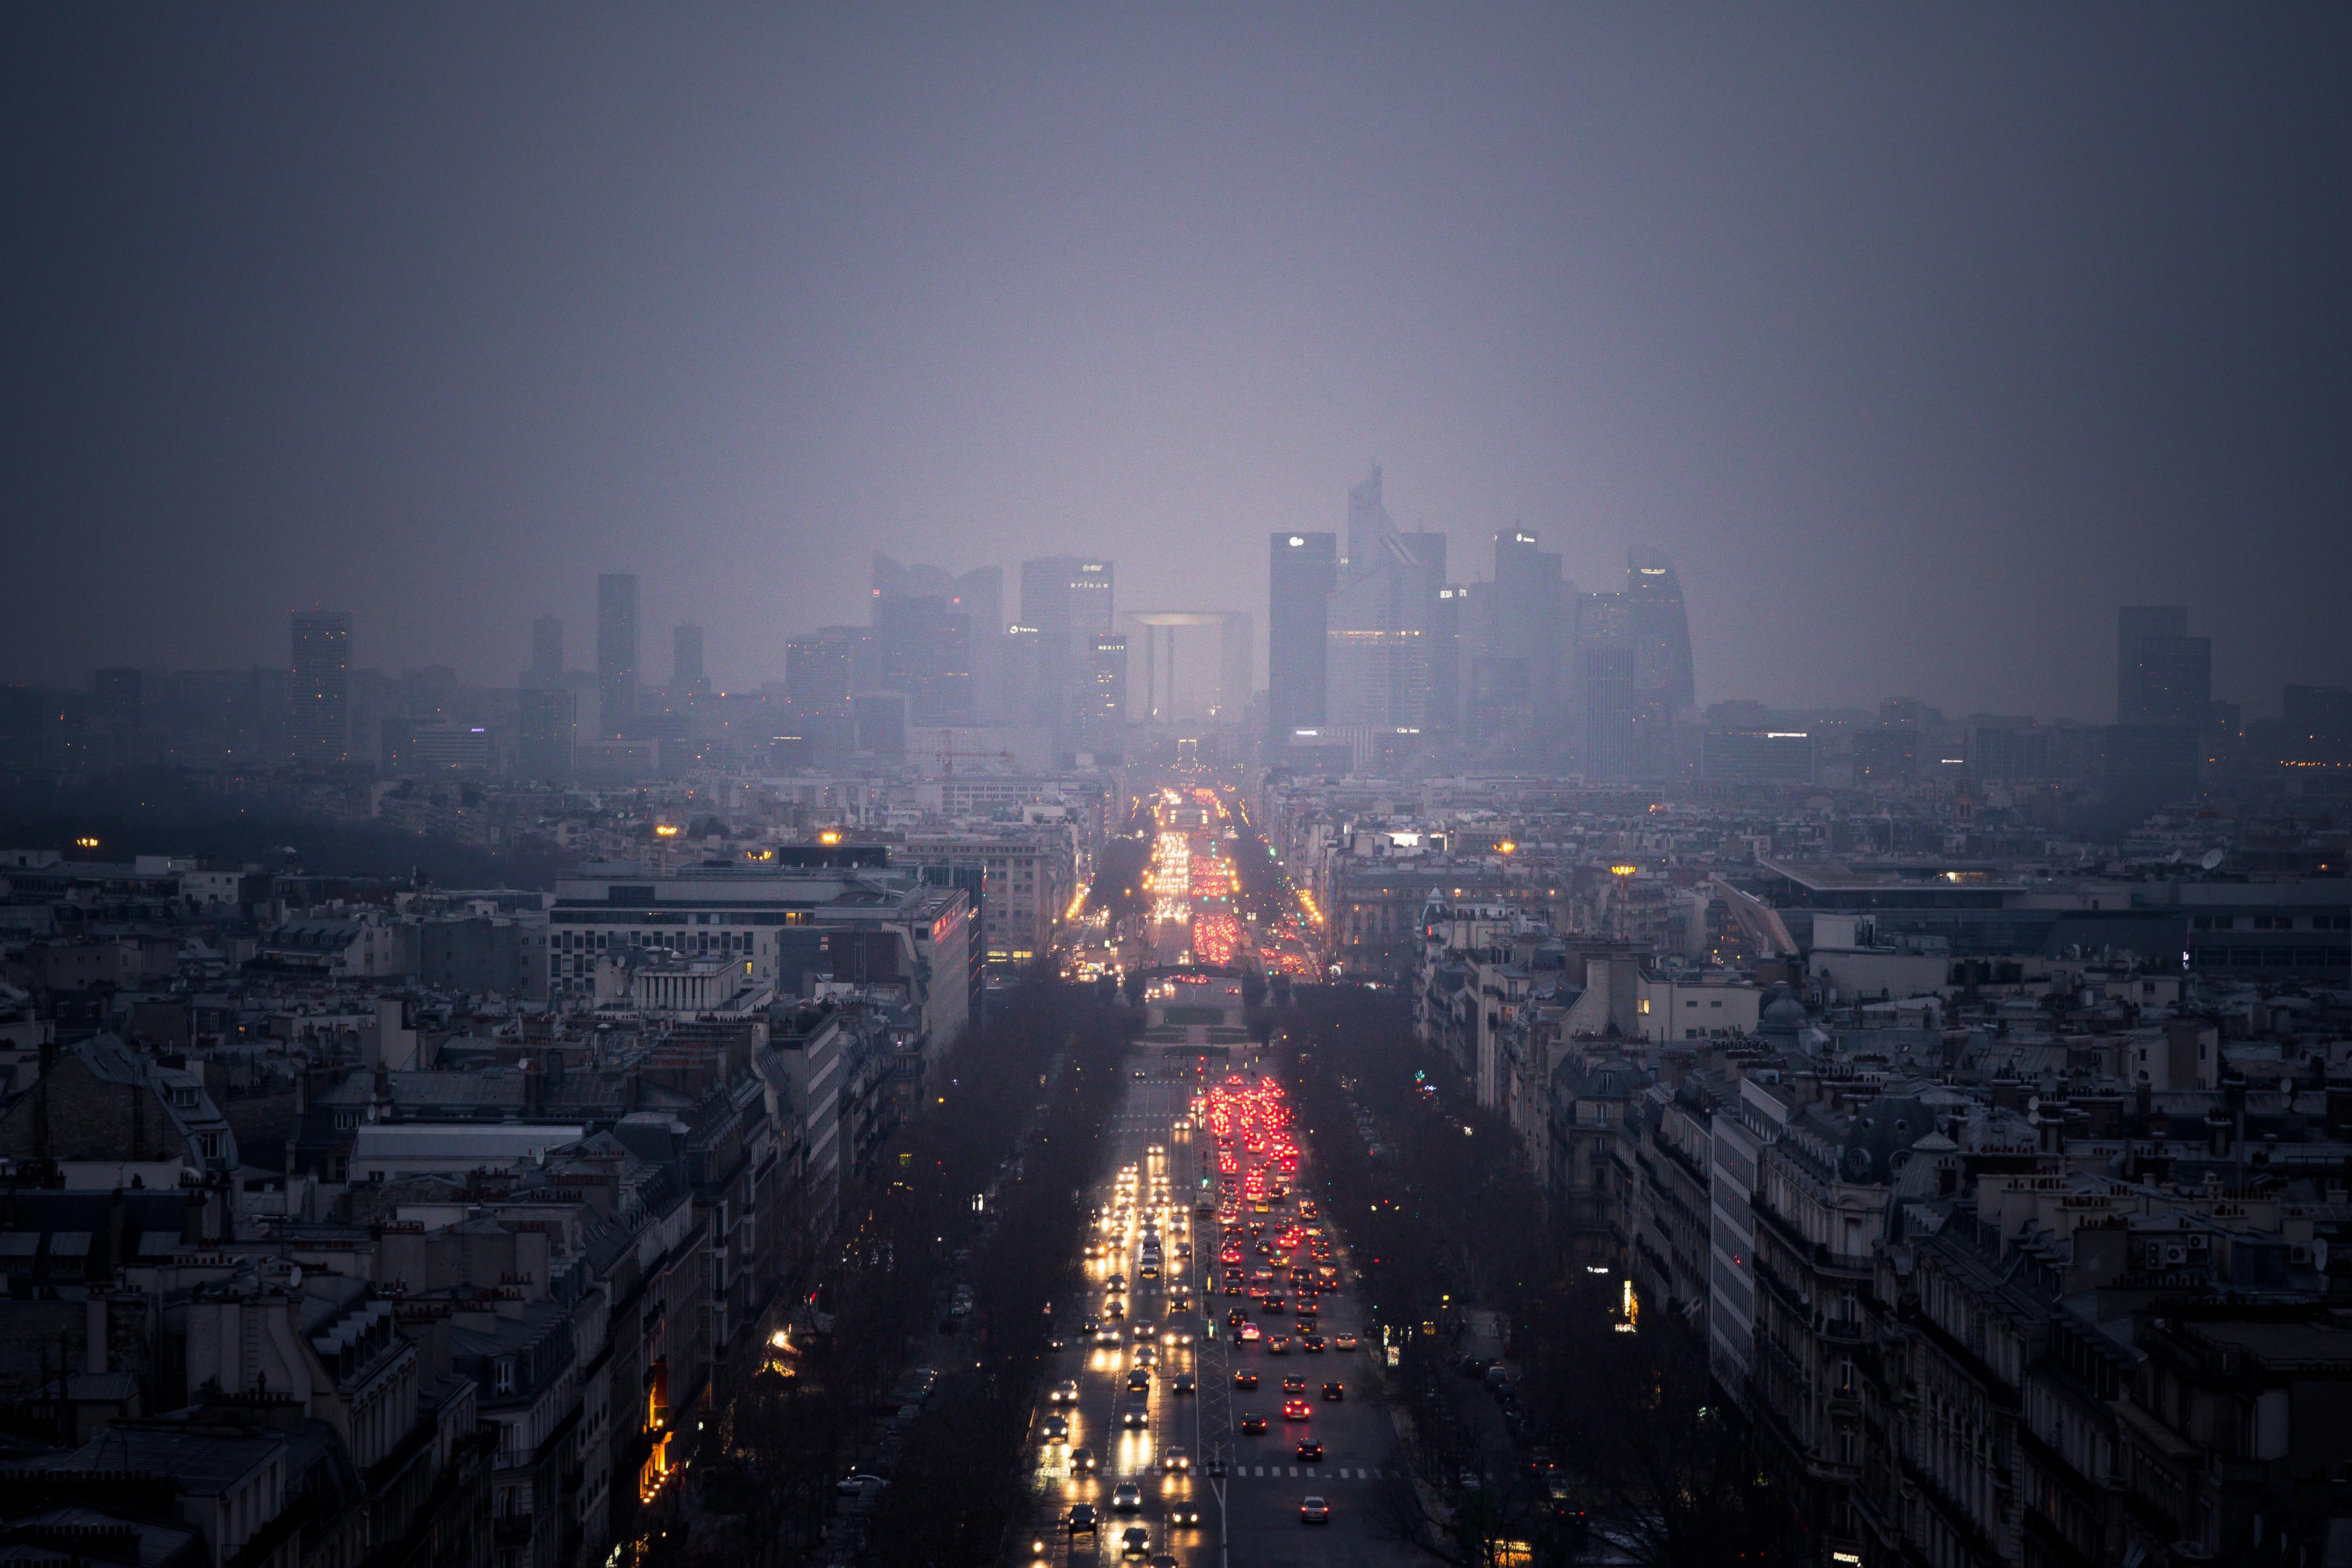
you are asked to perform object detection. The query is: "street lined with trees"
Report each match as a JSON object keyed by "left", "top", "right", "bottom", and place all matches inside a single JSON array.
[
  {"left": 678, "top": 973, "right": 1132, "bottom": 1568},
  {"left": 1280, "top": 987, "right": 1792, "bottom": 1568}
]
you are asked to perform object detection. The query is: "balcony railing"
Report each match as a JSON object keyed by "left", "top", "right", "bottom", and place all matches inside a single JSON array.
[{"left": 1749, "top": 1193, "right": 1875, "bottom": 1276}]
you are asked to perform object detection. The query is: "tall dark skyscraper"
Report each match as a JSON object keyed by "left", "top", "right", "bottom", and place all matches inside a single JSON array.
[
  {"left": 874, "top": 557, "right": 1005, "bottom": 719},
  {"left": 596, "top": 573, "right": 639, "bottom": 740},
  {"left": 785, "top": 624, "right": 862, "bottom": 757},
  {"left": 527, "top": 615, "right": 563, "bottom": 685},
  {"left": 1397, "top": 530, "right": 1452, "bottom": 732},
  {"left": 1582, "top": 642, "right": 1637, "bottom": 783},
  {"left": 1019, "top": 556, "right": 1114, "bottom": 740},
  {"left": 1428, "top": 582, "right": 1462, "bottom": 733},
  {"left": 1003, "top": 624, "right": 1043, "bottom": 727},
  {"left": 1577, "top": 589, "right": 1636, "bottom": 779},
  {"left": 2109, "top": 604, "right": 2210, "bottom": 802},
  {"left": 1267, "top": 531, "right": 1337, "bottom": 737},
  {"left": 1489, "top": 527, "right": 1564, "bottom": 726},
  {"left": 1078, "top": 632, "right": 1128, "bottom": 761},
  {"left": 955, "top": 566, "right": 1006, "bottom": 721},
  {"left": 288, "top": 610, "right": 352, "bottom": 763},
  {"left": 517, "top": 686, "right": 576, "bottom": 782},
  {"left": 672, "top": 623, "right": 706, "bottom": 695},
  {"left": 870, "top": 554, "right": 978, "bottom": 724},
  {"left": 871, "top": 596, "right": 972, "bottom": 723},
  {"left": 2116, "top": 605, "right": 2210, "bottom": 726}
]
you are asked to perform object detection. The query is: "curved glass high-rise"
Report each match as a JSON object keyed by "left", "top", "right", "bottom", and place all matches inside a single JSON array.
[{"left": 1624, "top": 548, "right": 1695, "bottom": 713}]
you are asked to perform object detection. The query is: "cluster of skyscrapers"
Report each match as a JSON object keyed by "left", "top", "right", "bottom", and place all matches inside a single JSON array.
[
  {"left": 508, "top": 575, "right": 706, "bottom": 780},
  {"left": 780, "top": 555, "right": 1127, "bottom": 767},
  {"left": 166, "top": 477, "right": 1710, "bottom": 784},
  {"left": 267, "top": 577, "right": 715, "bottom": 780},
  {"left": 48, "top": 472, "right": 2349, "bottom": 799},
  {"left": 1267, "top": 466, "right": 1698, "bottom": 779}
]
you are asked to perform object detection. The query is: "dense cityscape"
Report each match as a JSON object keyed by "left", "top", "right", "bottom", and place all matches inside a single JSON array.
[{"left": 8, "top": 9, "right": 2350, "bottom": 1568}]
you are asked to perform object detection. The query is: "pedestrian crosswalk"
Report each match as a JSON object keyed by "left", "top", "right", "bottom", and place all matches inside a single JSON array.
[{"left": 1227, "top": 1465, "right": 1398, "bottom": 1480}]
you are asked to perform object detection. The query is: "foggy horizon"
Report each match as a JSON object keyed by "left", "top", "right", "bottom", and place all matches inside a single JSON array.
[{"left": 9, "top": 6, "right": 2349, "bottom": 719}]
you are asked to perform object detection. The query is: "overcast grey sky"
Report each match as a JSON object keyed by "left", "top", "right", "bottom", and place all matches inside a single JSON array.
[{"left": 7, "top": 5, "right": 2346, "bottom": 719}]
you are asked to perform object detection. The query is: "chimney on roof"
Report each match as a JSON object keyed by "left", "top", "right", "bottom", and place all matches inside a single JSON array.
[
  {"left": 2032, "top": 1106, "right": 2063, "bottom": 1154},
  {"left": 2206, "top": 1108, "right": 2232, "bottom": 1160}
]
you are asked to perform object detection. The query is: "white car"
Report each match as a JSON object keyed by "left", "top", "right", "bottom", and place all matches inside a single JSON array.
[{"left": 1111, "top": 1482, "right": 1143, "bottom": 1512}]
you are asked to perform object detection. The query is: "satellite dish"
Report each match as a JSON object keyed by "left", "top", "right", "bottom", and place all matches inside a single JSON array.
[{"left": 2200, "top": 849, "right": 2225, "bottom": 871}]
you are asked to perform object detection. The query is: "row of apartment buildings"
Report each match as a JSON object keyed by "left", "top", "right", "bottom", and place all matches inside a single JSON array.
[
  {"left": 0, "top": 990, "right": 903, "bottom": 1568},
  {"left": 0, "top": 842, "right": 1002, "bottom": 1568},
  {"left": 1553, "top": 1024, "right": 2352, "bottom": 1568},
  {"left": 1417, "top": 912, "right": 2352, "bottom": 1566},
  {"left": 1336, "top": 772, "right": 2352, "bottom": 1565}
]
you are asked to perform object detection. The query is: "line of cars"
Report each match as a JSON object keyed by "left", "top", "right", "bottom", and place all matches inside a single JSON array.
[
  {"left": 1054, "top": 1139, "right": 1204, "bottom": 1560},
  {"left": 1058, "top": 1065, "right": 1359, "bottom": 1546},
  {"left": 1194, "top": 1069, "right": 1362, "bottom": 1525}
]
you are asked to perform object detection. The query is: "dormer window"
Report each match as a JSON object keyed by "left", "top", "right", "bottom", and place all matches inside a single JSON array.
[
  {"left": 334, "top": 1111, "right": 359, "bottom": 1132},
  {"left": 493, "top": 1357, "right": 516, "bottom": 1394}
]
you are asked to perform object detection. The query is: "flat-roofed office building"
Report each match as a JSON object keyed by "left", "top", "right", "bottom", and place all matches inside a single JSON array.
[{"left": 546, "top": 862, "right": 972, "bottom": 1051}]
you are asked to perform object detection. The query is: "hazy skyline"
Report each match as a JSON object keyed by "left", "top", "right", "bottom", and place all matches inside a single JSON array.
[{"left": 7, "top": 6, "right": 2347, "bottom": 719}]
